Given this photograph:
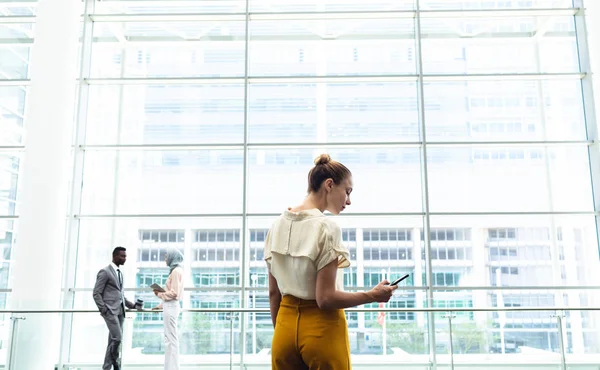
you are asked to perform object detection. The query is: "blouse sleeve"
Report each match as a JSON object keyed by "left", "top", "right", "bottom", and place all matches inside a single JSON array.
[
  {"left": 315, "top": 222, "right": 351, "bottom": 271},
  {"left": 158, "top": 268, "right": 183, "bottom": 301}
]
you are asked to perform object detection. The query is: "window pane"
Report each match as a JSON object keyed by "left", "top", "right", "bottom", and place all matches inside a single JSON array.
[
  {"left": 430, "top": 214, "right": 599, "bottom": 288},
  {"left": 73, "top": 218, "right": 241, "bottom": 291},
  {"left": 248, "top": 82, "right": 419, "bottom": 143},
  {"left": 0, "top": 86, "right": 27, "bottom": 146},
  {"left": 426, "top": 145, "right": 593, "bottom": 212},
  {"left": 421, "top": 16, "right": 578, "bottom": 74},
  {"left": 0, "top": 42, "right": 31, "bottom": 80},
  {"left": 0, "top": 23, "right": 34, "bottom": 79},
  {"left": 85, "top": 85, "right": 245, "bottom": 145},
  {"left": 429, "top": 214, "right": 599, "bottom": 354},
  {"left": 247, "top": 148, "right": 422, "bottom": 213},
  {"left": 419, "top": 0, "right": 574, "bottom": 10},
  {"left": 249, "top": 19, "right": 416, "bottom": 76},
  {"left": 93, "top": 0, "right": 246, "bottom": 14},
  {"left": 250, "top": 0, "right": 415, "bottom": 12},
  {"left": 0, "top": 3, "right": 37, "bottom": 15},
  {"left": 91, "top": 22, "right": 246, "bottom": 78},
  {"left": 424, "top": 80, "right": 586, "bottom": 142},
  {"left": 81, "top": 150, "right": 244, "bottom": 214},
  {"left": 0, "top": 153, "right": 20, "bottom": 217}
]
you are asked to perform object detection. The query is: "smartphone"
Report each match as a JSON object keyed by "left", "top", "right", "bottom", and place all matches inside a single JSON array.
[{"left": 387, "top": 274, "right": 410, "bottom": 286}]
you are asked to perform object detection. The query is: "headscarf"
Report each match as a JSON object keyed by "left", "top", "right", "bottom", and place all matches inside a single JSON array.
[{"left": 166, "top": 248, "right": 184, "bottom": 275}]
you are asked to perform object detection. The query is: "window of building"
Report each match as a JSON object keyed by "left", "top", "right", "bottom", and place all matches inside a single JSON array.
[
  {"left": 364, "top": 228, "right": 411, "bottom": 241},
  {"left": 421, "top": 228, "right": 471, "bottom": 241},
  {"left": 500, "top": 266, "right": 519, "bottom": 275},
  {"left": 344, "top": 267, "right": 358, "bottom": 288},
  {"left": 190, "top": 299, "right": 238, "bottom": 321},
  {"left": 138, "top": 229, "right": 185, "bottom": 262},
  {"left": 342, "top": 228, "right": 356, "bottom": 242},
  {"left": 429, "top": 272, "right": 462, "bottom": 286},
  {"left": 488, "top": 228, "right": 517, "bottom": 240},
  {"left": 193, "top": 268, "right": 240, "bottom": 287},
  {"left": 193, "top": 229, "right": 241, "bottom": 262},
  {"left": 250, "top": 229, "right": 267, "bottom": 242}
]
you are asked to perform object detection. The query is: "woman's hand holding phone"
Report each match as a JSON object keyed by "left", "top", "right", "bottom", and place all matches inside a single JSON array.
[{"left": 367, "top": 280, "right": 398, "bottom": 303}]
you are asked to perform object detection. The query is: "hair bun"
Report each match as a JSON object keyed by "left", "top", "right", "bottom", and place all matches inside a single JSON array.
[{"left": 314, "top": 153, "right": 332, "bottom": 166}]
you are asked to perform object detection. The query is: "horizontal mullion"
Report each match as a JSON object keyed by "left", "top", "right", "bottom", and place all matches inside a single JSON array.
[
  {"left": 0, "top": 306, "right": 597, "bottom": 313},
  {"left": 73, "top": 211, "right": 599, "bottom": 219},
  {"left": 79, "top": 140, "right": 594, "bottom": 151},
  {"left": 90, "top": 33, "right": 574, "bottom": 44},
  {"left": 69, "top": 287, "right": 243, "bottom": 292},
  {"left": 75, "top": 213, "right": 246, "bottom": 219},
  {"left": 80, "top": 143, "right": 245, "bottom": 150},
  {"left": 83, "top": 73, "right": 584, "bottom": 85},
  {"left": 65, "top": 285, "right": 600, "bottom": 293},
  {"left": 84, "top": 75, "right": 418, "bottom": 85},
  {"left": 0, "top": 79, "right": 30, "bottom": 86},
  {"left": 91, "top": 11, "right": 415, "bottom": 22},
  {"left": 81, "top": 142, "right": 421, "bottom": 150},
  {"left": 423, "top": 72, "right": 585, "bottom": 81},
  {"left": 432, "top": 285, "right": 600, "bottom": 291},
  {"left": 249, "top": 285, "right": 600, "bottom": 291},
  {"left": 426, "top": 140, "right": 594, "bottom": 147},
  {"left": 419, "top": 7, "right": 578, "bottom": 18},
  {"left": 0, "top": 15, "right": 36, "bottom": 24},
  {"left": 7, "top": 211, "right": 594, "bottom": 219},
  {"left": 426, "top": 211, "right": 599, "bottom": 216},
  {"left": 251, "top": 10, "right": 415, "bottom": 20},
  {"left": 0, "top": 146, "right": 25, "bottom": 151},
  {"left": 83, "top": 76, "right": 246, "bottom": 85},
  {"left": 90, "top": 12, "right": 247, "bottom": 22},
  {"left": 88, "top": 8, "right": 577, "bottom": 22}
]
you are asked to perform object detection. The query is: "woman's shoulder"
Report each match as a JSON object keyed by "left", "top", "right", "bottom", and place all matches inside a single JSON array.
[
  {"left": 318, "top": 217, "right": 341, "bottom": 234},
  {"left": 267, "top": 208, "right": 341, "bottom": 237}
]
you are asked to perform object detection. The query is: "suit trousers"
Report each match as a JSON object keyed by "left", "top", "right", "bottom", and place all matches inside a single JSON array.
[
  {"left": 103, "top": 306, "right": 125, "bottom": 370},
  {"left": 163, "top": 300, "right": 181, "bottom": 370},
  {"left": 271, "top": 295, "right": 351, "bottom": 370}
]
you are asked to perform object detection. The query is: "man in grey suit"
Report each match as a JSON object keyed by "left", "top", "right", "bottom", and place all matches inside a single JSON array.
[{"left": 93, "top": 246, "right": 136, "bottom": 370}]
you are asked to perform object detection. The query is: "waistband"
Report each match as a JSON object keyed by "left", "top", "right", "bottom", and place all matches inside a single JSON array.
[{"left": 281, "top": 295, "right": 318, "bottom": 308}]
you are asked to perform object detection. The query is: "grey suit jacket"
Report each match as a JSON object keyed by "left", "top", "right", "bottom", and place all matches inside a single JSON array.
[{"left": 93, "top": 265, "right": 134, "bottom": 316}]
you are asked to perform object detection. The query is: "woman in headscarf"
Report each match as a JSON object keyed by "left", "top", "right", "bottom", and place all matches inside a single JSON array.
[{"left": 153, "top": 248, "right": 184, "bottom": 370}]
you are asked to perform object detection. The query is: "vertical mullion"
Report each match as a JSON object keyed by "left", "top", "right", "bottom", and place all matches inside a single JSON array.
[
  {"left": 58, "top": 0, "right": 95, "bottom": 367},
  {"left": 414, "top": 0, "right": 437, "bottom": 368},
  {"left": 240, "top": 0, "right": 251, "bottom": 364},
  {"left": 573, "top": 1, "right": 600, "bottom": 257}
]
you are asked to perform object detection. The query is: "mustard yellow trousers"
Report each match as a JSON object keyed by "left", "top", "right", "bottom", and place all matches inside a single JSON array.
[{"left": 271, "top": 295, "right": 351, "bottom": 370}]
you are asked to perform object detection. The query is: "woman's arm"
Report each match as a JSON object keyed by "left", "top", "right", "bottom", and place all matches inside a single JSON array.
[
  {"left": 268, "top": 272, "right": 282, "bottom": 327},
  {"left": 157, "top": 268, "right": 183, "bottom": 302},
  {"left": 316, "top": 259, "right": 397, "bottom": 310}
]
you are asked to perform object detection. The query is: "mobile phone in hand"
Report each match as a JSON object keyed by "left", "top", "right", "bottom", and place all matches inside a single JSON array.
[{"left": 386, "top": 274, "right": 410, "bottom": 286}]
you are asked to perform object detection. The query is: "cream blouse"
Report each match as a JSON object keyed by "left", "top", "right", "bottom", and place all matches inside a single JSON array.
[
  {"left": 156, "top": 267, "right": 184, "bottom": 309},
  {"left": 264, "top": 208, "right": 351, "bottom": 300}
]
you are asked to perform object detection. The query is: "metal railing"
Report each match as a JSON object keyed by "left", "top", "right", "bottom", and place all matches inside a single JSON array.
[{"left": 3, "top": 306, "right": 600, "bottom": 370}]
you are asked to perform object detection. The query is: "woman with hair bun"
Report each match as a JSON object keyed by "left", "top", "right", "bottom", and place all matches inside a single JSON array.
[{"left": 264, "top": 154, "right": 397, "bottom": 369}]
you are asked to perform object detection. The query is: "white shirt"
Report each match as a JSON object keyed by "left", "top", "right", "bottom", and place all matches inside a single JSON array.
[
  {"left": 264, "top": 208, "right": 350, "bottom": 300},
  {"left": 110, "top": 262, "right": 122, "bottom": 285}
]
